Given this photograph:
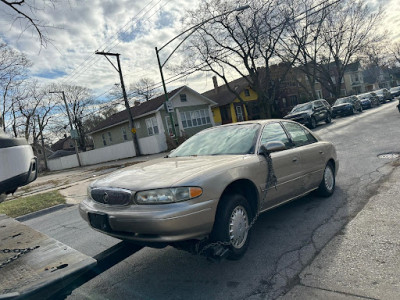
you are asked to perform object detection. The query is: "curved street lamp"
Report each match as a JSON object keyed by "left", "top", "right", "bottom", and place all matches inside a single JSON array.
[{"left": 155, "top": 5, "right": 250, "bottom": 141}]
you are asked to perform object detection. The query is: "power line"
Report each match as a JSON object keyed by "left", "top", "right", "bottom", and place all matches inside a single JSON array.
[{"left": 59, "top": 0, "right": 164, "bottom": 86}]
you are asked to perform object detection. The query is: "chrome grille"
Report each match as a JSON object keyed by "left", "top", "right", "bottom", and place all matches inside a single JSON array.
[{"left": 91, "top": 188, "right": 133, "bottom": 206}]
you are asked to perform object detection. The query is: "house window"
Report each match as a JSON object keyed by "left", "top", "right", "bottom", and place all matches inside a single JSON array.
[
  {"left": 316, "top": 90, "right": 323, "bottom": 99},
  {"left": 108, "top": 132, "right": 112, "bottom": 142},
  {"left": 180, "top": 94, "right": 187, "bottom": 102},
  {"left": 38, "top": 149, "right": 42, "bottom": 154},
  {"left": 244, "top": 89, "right": 250, "bottom": 97},
  {"left": 180, "top": 109, "right": 211, "bottom": 129},
  {"left": 289, "top": 95, "right": 298, "bottom": 106},
  {"left": 122, "top": 128, "right": 128, "bottom": 141},
  {"left": 236, "top": 106, "right": 244, "bottom": 122},
  {"left": 134, "top": 121, "right": 141, "bottom": 129},
  {"left": 145, "top": 117, "right": 159, "bottom": 136},
  {"left": 165, "top": 116, "right": 174, "bottom": 136},
  {"left": 102, "top": 134, "right": 107, "bottom": 146},
  {"left": 351, "top": 73, "right": 360, "bottom": 83}
]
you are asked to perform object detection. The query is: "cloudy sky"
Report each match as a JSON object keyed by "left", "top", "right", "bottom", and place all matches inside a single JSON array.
[{"left": 1, "top": 0, "right": 399, "bottom": 104}]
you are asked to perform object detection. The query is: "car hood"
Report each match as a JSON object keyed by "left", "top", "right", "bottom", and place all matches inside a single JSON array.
[
  {"left": 91, "top": 155, "right": 250, "bottom": 191},
  {"left": 284, "top": 111, "right": 310, "bottom": 118}
]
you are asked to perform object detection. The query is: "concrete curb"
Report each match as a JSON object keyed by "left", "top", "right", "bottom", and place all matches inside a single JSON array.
[{"left": 16, "top": 203, "right": 74, "bottom": 222}]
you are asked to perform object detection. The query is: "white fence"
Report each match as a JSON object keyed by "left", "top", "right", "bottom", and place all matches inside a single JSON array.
[{"left": 48, "top": 134, "right": 167, "bottom": 171}]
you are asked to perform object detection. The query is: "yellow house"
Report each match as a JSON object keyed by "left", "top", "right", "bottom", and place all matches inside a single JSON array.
[{"left": 203, "top": 76, "right": 260, "bottom": 125}]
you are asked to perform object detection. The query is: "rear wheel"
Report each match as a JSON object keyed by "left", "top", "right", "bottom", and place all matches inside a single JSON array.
[
  {"left": 317, "top": 162, "right": 335, "bottom": 197},
  {"left": 211, "top": 194, "right": 252, "bottom": 260}
]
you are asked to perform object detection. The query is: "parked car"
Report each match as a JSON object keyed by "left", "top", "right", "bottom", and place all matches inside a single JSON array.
[
  {"left": 283, "top": 99, "right": 332, "bottom": 129},
  {"left": 332, "top": 96, "right": 362, "bottom": 117},
  {"left": 79, "top": 120, "right": 338, "bottom": 260},
  {"left": 373, "top": 88, "right": 393, "bottom": 103},
  {"left": 356, "top": 93, "right": 380, "bottom": 109},
  {"left": 389, "top": 86, "right": 400, "bottom": 98},
  {"left": 0, "top": 130, "right": 38, "bottom": 203}
]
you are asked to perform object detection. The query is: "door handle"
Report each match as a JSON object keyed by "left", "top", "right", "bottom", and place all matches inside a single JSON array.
[
  {"left": 319, "top": 150, "right": 324, "bottom": 154},
  {"left": 292, "top": 157, "right": 298, "bottom": 162}
]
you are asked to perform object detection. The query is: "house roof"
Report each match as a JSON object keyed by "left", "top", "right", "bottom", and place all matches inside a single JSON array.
[
  {"left": 202, "top": 76, "right": 250, "bottom": 106},
  {"left": 89, "top": 86, "right": 185, "bottom": 134},
  {"left": 51, "top": 136, "right": 71, "bottom": 151},
  {"left": 346, "top": 61, "right": 361, "bottom": 72}
]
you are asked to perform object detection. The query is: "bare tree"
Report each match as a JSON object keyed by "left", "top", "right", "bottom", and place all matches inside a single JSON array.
[
  {"left": 390, "top": 42, "right": 400, "bottom": 65},
  {"left": 129, "top": 78, "right": 158, "bottom": 102},
  {"left": 314, "top": 0, "right": 385, "bottom": 98},
  {"left": 0, "top": 43, "right": 31, "bottom": 132},
  {"left": 83, "top": 106, "right": 118, "bottom": 133},
  {"left": 184, "top": 0, "right": 301, "bottom": 118},
  {"left": 50, "top": 84, "right": 94, "bottom": 150},
  {"left": 0, "top": 0, "right": 58, "bottom": 48},
  {"left": 284, "top": 0, "right": 331, "bottom": 100}
]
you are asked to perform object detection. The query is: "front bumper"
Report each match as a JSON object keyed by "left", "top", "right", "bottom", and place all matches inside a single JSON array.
[
  {"left": 79, "top": 197, "right": 218, "bottom": 244},
  {"left": 332, "top": 107, "right": 352, "bottom": 117}
]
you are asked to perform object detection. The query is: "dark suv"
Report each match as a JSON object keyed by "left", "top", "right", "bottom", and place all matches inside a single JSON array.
[{"left": 284, "top": 99, "right": 332, "bottom": 129}]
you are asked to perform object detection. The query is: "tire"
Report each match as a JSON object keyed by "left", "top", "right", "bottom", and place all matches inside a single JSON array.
[
  {"left": 358, "top": 106, "right": 363, "bottom": 112},
  {"left": 351, "top": 107, "right": 356, "bottom": 115},
  {"left": 211, "top": 194, "right": 252, "bottom": 260},
  {"left": 317, "top": 162, "right": 335, "bottom": 197},
  {"left": 309, "top": 117, "right": 317, "bottom": 129},
  {"left": 325, "top": 113, "right": 332, "bottom": 124}
]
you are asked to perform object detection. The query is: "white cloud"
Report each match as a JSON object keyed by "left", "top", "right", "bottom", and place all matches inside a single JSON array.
[{"left": 1, "top": 0, "right": 399, "bottom": 103}]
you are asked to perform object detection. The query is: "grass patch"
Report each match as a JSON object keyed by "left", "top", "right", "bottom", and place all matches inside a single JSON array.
[{"left": 0, "top": 190, "right": 66, "bottom": 218}]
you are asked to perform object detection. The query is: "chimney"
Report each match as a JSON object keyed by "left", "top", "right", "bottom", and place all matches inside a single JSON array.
[{"left": 212, "top": 76, "right": 218, "bottom": 94}]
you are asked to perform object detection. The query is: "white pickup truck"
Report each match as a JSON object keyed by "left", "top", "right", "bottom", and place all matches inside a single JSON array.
[{"left": 0, "top": 130, "right": 38, "bottom": 203}]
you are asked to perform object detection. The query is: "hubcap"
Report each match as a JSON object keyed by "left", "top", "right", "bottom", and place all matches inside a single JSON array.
[
  {"left": 229, "top": 205, "right": 249, "bottom": 249},
  {"left": 324, "top": 166, "right": 334, "bottom": 191}
]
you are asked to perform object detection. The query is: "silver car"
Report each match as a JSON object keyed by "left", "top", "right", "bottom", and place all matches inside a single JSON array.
[{"left": 79, "top": 120, "right": 338, "bottom": 260}]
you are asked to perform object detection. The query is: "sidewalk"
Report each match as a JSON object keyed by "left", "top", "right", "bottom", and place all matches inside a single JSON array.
[{"left": 280, "top": 166, "right": 400, "bottom": 299}]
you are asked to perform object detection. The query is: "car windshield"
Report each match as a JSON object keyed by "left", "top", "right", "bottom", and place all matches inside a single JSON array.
[
  {"left": 169, "top": 124, "right": 260, "bottom": 157},
  {"left": 334, "top": 98, "right": 351, "bottom": 105},
  {"left": 358, "top": 94, "right": 370, "bottom": 99},
  {"left": 292, "top": 103, "right": 312, "bottom": 112},
  {"left": 375, "top": 90, "right": 383, "bottom": 95},
  {"left": 390, "top": 87, "right": 400, "bottom": 92}
]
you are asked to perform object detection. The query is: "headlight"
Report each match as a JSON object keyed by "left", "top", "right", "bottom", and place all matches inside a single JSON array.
[
  {"left": 87, "top": 185, "right": 93, "bottom": 200},
  {"left": 136, "top": 187, "right": 203, "bottom": 204}
]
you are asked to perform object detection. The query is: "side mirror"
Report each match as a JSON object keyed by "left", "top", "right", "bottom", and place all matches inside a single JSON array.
[{"left": 260, "top": 141, "right": 286, "bottom": 155}]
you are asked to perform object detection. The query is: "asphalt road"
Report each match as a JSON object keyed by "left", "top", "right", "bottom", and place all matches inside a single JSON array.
[{"left": 24, "top": 101, "right": 400, "bottom": 300}]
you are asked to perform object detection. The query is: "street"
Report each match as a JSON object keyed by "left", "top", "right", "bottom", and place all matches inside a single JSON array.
[{"left": 23, "top": 101, "right": 400, "bottom": 300}]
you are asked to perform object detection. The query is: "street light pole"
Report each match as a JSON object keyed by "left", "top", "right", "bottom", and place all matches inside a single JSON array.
[
  {"left": 155, "top": 5, "right": 250, "bottom": 143},
  {"left": 95, "top": 51, "right": 141, "bottom": 156},
  {"left": 49, "top": 91, "right": 82, "bottom": 167}
]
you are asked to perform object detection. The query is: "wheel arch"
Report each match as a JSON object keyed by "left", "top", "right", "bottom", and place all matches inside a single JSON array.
[{"left": 217, "top": 179, "right": 259, "bottom": 220}]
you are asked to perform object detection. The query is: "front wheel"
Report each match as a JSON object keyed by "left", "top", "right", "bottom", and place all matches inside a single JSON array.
[
  {"left": 309, "top": 117, "right": 317, "bottom": 129},
  {"left": 325, "top": 113, "right": 332, "bottom": 124},
  {"left": 211, "top": 194, "right": 252, "bottom": 260},
  {"left": 317, "top": 163, "right": 335, "bottom": 197}
]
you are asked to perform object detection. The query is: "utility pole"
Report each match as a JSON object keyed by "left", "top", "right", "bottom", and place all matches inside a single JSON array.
[
  {"left": 37, "top": 115, "right": 48, "bottom": 171},
  {"left": 49, "top": 91, "right": 82, "bottom": 167},
  {"left": 95, "top": 51, "right": 141, "bottom": 156}
]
